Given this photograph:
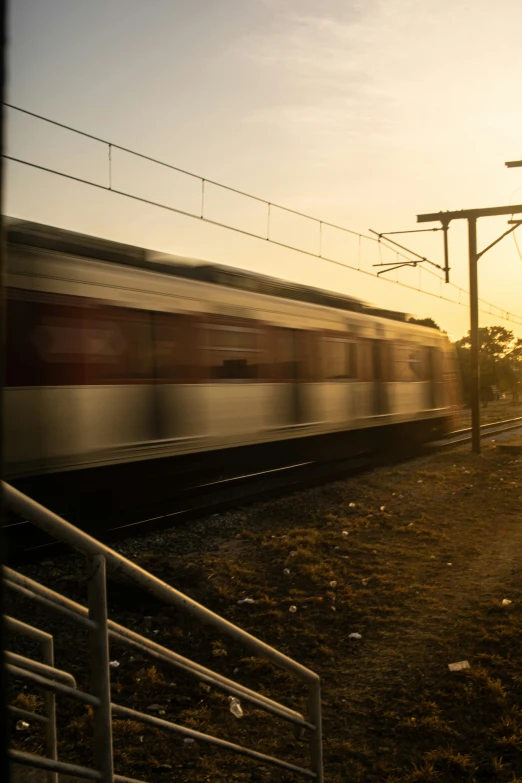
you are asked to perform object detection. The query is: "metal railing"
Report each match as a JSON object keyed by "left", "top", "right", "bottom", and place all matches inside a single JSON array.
[{"left": 3, "top": 481, "right": 323, "bottom": 782}]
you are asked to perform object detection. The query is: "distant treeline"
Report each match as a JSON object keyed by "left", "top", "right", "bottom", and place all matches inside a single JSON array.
[
  {"left": 454, "top": 326, "right": 522, "bottom": 406},
  {"left": 408, "top": 318, "right": 522, "bottom": 405}
]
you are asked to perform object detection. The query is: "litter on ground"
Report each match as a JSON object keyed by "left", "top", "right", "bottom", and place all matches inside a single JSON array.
[{"left": 448, "top": 660, "right": 470, "bottom": 672}]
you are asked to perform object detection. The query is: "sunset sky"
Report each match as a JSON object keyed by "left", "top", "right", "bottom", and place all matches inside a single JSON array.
[{"left": 5, "top": 0, "right": 522, "bottom": 339}]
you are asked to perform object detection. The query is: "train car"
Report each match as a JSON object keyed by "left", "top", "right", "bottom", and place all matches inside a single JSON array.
[{"left": 4, "top": 218, "right": 461, "bottom": 483}]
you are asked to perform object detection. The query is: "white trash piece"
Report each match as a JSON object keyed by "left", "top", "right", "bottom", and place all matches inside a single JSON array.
[
  {"left": 502, "top": 599, "right": 512, "bottom": 606},
  {"left": 448, "top": 660, "right": 470, "bottom": 672},
  {"left": 283, "top": 568, "right": 290, "bottom": 576},
  {"left": 183, "top": 737, "right": 195, "bottom": 744},
  {"left": 109, "top": 660, "right": 120, "bottom": 668},
  {"left": 349, "top": 502, "right": 357, "bottom": 508},
  {"left": 237, "top": 598, "right": 255, "bottom": 605},
  {"left": 342, "top": 531, "right": 349, "bottom": 537},
  {"left": 16, "top": 721, "right": 30, "bottom": 731},
  {"left": 348, "top": 632, "right": 362, "bottom": 640},
  {"left": 289, "top": 605, "right": 297, "bottom": 613},
  {"left": 229, "top": 697, "right": 244, "bottom": 718}
]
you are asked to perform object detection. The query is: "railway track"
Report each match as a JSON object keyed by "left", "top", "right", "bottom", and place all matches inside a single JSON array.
[
  {"left": 6, "top": 416, "right": 522, "bottom": 562},
  {"left": 430, "top": 415, "right": 522, "bottom": 450}
]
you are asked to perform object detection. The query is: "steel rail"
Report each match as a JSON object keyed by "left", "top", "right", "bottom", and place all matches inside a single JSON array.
[
  {"left": 433, "top": 419, "right": 522, "bottom": 451},
  {"left": 4, "top": 614, "right": 53, "bottom": 644},
  {"left": 9, "top": 750, "right": 102, "bottom": 781},
  {"left": 111, "top": 703, "right": 317, "bottom": 779},
  {"left": 2, "top": 481, "right": 319, "bottom": 684},
  {"left": 3, "top": 566, "right": 313, "bottom": 729},
  {"left": 3, "top": 484, "right": 323, "bottom": 781},
  {"left": 4, "top": 651, "right": 77, "bottom": 687},
  {"left": 449, "top": 414, "right": 522, "bottom": 437},
  {"left": 4, "top": 615, "right": 59, "bottom": 781},
  {"left": 4, "top": 578, "right": 96, "bottom": 628},
  {"left": 8, "top": 705, "right": 49, "bottom": 724},
  {"left": 6, "top": 664, "right": 100, "bottom": 707},
  {"left": 5, "top": 416, "right": 521, "bottom": 562}
]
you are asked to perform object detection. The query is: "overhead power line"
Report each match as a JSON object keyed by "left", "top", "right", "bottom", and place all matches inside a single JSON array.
[{"left": 4, "top": 102, "right": 522, "bottom": 328}]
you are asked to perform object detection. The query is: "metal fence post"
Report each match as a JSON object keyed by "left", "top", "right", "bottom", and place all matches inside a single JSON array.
[
  {"left": 308, "top": 680, "right": 323, "bottom": 783},
  {"left": 87, "top": 555, "right": 114, "bottom": 782},
  {"left": 41, "top": 636, "right": 58, "bottom": 783}
]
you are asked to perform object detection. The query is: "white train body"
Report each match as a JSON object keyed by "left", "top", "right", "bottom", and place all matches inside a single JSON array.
[{"left": 4, "top": 220, "right": 460, "bottom": 478}]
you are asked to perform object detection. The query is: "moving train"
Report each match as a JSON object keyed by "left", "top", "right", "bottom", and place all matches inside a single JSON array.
[{"left": 4, "top": 219, "right": 461, "bottom": 482}]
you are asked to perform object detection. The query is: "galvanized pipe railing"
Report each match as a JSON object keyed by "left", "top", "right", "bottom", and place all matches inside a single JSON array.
[
  {"left": 2, "top": 482, "right": 317, "bottom": 681},
  {"left": 5, "top": 616, "right": 58, "bottom": 783},
  {"left": 4, "top": 567, "right": 312, "bottom": 729},
  {"left": 111, "top": 703, "right": 317, "bottom": 779},
  {"left": 3, "top": 480, "right": 323, "bottom": 781},
  {"left": 4, "top": 651, "right": 77, "bottom": 687},
  {"left": 5, "top": 565, "right": 318, "bottom": 780},
  {"left": 10, "top": 749, "right": 102, "bottom": 781}
]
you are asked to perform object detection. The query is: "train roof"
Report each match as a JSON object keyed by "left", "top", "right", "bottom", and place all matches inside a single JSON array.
[{"left": 5, "top": 217, "right": 417, "bottom": 325}]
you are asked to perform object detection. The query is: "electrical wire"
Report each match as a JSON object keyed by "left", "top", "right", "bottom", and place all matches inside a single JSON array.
[{"left": 4, "top": 102, "right": 522, "bottom": 328}]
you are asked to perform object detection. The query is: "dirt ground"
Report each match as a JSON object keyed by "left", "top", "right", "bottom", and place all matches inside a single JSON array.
[{"left": 8, "top": 435, "right": 522, "bottom": 783}]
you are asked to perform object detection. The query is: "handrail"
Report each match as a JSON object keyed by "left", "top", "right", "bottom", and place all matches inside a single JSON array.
[
  {"left": 9, "top": 750, "right": 102, "bottom": 781},
  {"left": 5, "top": 614, "right": 59, "bottom": 782},
  {"left": 112, "top": 703, "right": 317, "bottom": 779},
  {"left": 2, "top": 482, "right": 318, "bottom": 682},
  {"left": 6, "top": 665, "right": 99, "bottom": 706},
  {"left": 8, "top": 705, "right": 49, "bottom": 724},
  {"left": 3, "top": 482, "right": 323, "bottom": 781},
  {"left": 5, "top": 651, "right": 77, "bottom": 688},
  {"left": 3, "top": 566, "right": 312, "bottom": 729}
]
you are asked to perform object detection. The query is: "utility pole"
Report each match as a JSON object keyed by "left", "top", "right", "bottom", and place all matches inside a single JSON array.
[
  {"left": 416, "top": 204, "right": 522, "bottom": 455},
  {"left": 467, "top": 217, "right": 479, "bottom": 452}
]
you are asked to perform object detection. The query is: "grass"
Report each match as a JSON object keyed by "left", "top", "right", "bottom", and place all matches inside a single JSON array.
[
  {"left": 7, "top": 436, "right": 522, "bottom": 781},
  {"left": 459, "top": 399, "right": 522, "bottom": 427}
]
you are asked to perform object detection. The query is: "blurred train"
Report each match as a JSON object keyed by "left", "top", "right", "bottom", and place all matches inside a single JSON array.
[{"left": 4, "top": 219, "right": 461, "bottom": 482}]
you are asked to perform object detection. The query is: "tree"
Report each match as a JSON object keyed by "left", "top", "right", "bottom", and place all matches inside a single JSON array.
[
  {"left": 408, "top": 316, "right": 440, "bottom": 330},
  {"left": 504, "top": 338, "right": 522, "bottom": 403},
  {"left": 455, "top": 326, "right": 522, "bottom": 405}
]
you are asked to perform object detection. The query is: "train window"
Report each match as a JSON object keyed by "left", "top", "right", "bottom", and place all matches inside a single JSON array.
[
  {"left": 205, "top": 325, "right": 261, "bottom": 380},
  {"left": 323, "top": 339, "right": 358, "bottom": 380},
  {"left": 87, "top": 307, "right": 153, "bottom": 382},
  {"left": 394, "top": 345, "right": 425, "bottom": 382},
  {"left": 7, "top": 289, "right": 190, "bottom": 385},
  {"left": 152, "top": 314, "right": 192, "bottom": 381},
  {"left": 7, "top": 293, "right": 91, "bottom": 386},
  {"left": 273, "top": 329, "right": 298, "bottom": 380}
]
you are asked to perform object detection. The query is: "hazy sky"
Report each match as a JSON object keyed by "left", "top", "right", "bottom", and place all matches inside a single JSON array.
[{"left": 5, "top": 0, "right": 522, "bottom": 338}]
